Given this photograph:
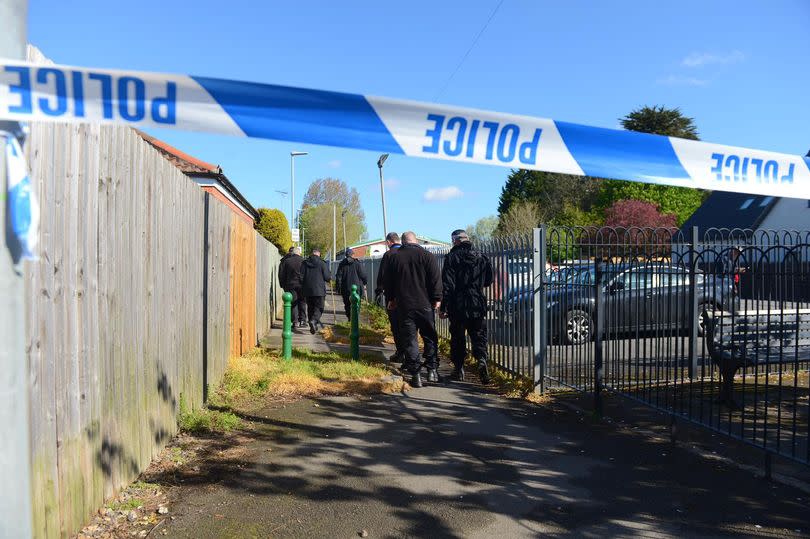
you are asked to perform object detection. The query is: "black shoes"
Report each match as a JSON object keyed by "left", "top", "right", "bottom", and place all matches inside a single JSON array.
[
  {"left": 479, "top": 365, "right": 491, "bottom": 385},
  {"left": 309, "top": 321, "right": 317, "bottom": 334},
  {"left": 451, "top": 367, "right": 465, "bottom": 382},
  {"left": 411, "top": 372, "right": 423, "bottom": 388},
  {"left": 427, "top": 369, "right": 439, "bottom": 383}
]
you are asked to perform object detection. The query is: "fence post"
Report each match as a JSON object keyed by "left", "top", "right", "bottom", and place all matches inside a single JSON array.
[
  {"left": 350, "top": 284, "right": 360, "bottom": 360},
  {"left": 594, "top": 258, "right": 604, "bottom": 417},
  {"left": 532, "top": 226, "right": 547, "bottom": 393},
  {"left": 282, "top": 292, "right": 293, "bottom": 360},
  {"left": 0, "top": 2, "right": 33, "bottom": 538},
  {"left": 688, "top": 226, "right": 699, "bottom": 378}
]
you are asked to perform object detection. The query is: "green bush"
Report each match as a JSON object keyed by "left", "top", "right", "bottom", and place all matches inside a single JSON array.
[{"left": 255, "top": 208, "right": 292, "bottom": 253}]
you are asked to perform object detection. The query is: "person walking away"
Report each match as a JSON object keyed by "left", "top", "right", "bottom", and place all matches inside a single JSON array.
[
  {"left": 335, "top": 248, "right": 368, "bottom": 318},
  {"left": 300, "top": 249, "right": 332, "bottom": 334},
  {"left": 440, "top": 229, "right": 494, "bottom": 384},
  {"left": 278, "top": 246, "right": 307, "bottom": 328},
  {"left": 384, "top": 231, "right": 442, "bottom": 388},
  {"left": 375, "top": 232, "right": 404, "bottom": 364}
]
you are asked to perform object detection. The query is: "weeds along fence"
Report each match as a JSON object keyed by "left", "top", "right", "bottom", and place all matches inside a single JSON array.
[
  {"left": 354, "top": 227, "right": 810, "bottom": 467},
  {"left": 22, "top": 54, "right": 284, "bottom": 537}
]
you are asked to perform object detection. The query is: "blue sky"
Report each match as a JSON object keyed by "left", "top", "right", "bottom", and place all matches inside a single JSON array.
[{"left": 28, "top": 0, "right": 810, "bottom": 241}]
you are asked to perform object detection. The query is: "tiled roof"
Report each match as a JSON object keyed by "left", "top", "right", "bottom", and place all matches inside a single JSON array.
[{"left": 134, "top": 129, "right": 220, "bottom": 175}]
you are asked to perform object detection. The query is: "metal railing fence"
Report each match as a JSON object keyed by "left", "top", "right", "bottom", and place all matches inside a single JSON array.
[{"left": 346, "top": 226, "right": 810, "bottom": 466}]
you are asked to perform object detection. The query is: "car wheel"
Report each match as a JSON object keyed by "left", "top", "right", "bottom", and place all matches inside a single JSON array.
[
  {"left": 565, "top": 309, "right": 592, "bottom": 345},
  {"left": 697, "top": 302, "right": 715, "bottom": 337}
]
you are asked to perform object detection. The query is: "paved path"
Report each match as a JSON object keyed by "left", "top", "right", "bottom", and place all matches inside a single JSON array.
[{"left": 159, "top": 292, "right": 809, "bottom": 538}]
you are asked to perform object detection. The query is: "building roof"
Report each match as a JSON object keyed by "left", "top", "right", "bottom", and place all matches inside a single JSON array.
[
  {"left": 135, "top": 129, "right": 219, "bottom": 174},
  {"left": 135, "top": 129, "right": 258, "bottom": 219},
  {"left": 680, "top": 191, "right": 779, "bottom": 232},
  {"left": 347, "top": 235, "right": 450, "bottom": 249}
]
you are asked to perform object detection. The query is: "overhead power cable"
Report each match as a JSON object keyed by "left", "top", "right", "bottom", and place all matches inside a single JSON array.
[{"left": 433, "top": 0, "right": 506, "bottom": 101}]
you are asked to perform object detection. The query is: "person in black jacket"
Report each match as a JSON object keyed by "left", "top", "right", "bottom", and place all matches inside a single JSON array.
[
  {"left": 375, "top": 232, "right": 403, "bottom": 363},
  {"left": 440, "top": 229, "right": 494, "bottom": 383},
  {"left": 278, "top": 246, "right": 307, "bottom": 327},
  {"left": 384, "top": 231, "right": 442, "bottom": 388},
  {"left": 300, "top": 249, "right": 332, "bottom": 334},
  {"left": 335, "top": 248, "right": 368, "bottom": 318}
]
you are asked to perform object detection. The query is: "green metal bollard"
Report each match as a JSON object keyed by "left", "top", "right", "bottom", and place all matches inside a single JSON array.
[
  {"left": 350, "top": 284, "right": 360, "bottom": 360},
  {"left": 282, "top": 291, "right": 293, "bottom": 360}
]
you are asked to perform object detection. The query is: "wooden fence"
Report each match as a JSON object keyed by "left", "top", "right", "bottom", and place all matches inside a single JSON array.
[{"left": 22, "top": 48, "right": 283, "bottom": 537}]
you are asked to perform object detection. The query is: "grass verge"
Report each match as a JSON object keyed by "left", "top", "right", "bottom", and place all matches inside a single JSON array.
[
  {"left": 210, "top": 346, "right": 404, "bottom": 408},
  {"left": 322, "top": 321, "right": 391, "bottom": 346},
  {"left": 178, "top": 394, "right": 242, "bottom": 435}
]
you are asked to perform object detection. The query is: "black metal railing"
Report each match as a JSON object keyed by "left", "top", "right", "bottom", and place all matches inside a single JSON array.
[{"left": 344, "top": 226, "right": 810, "bottom": 465}]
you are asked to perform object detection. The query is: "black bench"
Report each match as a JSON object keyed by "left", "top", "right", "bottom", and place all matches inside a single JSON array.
[{"left": 702, "top": 310, "right": 810, "bottom": 408}]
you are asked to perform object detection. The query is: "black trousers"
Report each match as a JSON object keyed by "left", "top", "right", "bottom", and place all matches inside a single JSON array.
[
  {"left": 286, "top": 288, "right": 307, "bottom": 323},
  {"left": 306, "top": 296, "right": 325, "bottom": 324},
  {"left": 449, "top": 316, "right": 488, "bottom": 370},
  {"left": 387, "top": 308, "right": 403, "bottom": 357},
  {"left": 399, "top": 308, "right": 438, "bottom": 373},
  {"left": 341, "top": 293, "right": 352, "bottom": 319}
]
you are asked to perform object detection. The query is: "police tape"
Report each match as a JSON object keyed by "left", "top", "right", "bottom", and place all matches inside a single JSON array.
[{"left": 2, "top": 59, "right": 809, "bottom": 199}]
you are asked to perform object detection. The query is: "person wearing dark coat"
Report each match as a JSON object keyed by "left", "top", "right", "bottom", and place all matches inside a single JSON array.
[
  {"left": 384, "top": 231, "right": 442, "bottom": 388},
  {"left": 278, "top": 246, "right": 307, "bottom": 327},
  {"left": 440, "top": 229, "right": 494, "bottom": 383},
  {"left": 375, "top": 232, "right": 403, "bottom": 363},
  {"left": 335, "top": 248, "right": 368, "bottom": 318},
  {"left": 300, "top": 249, "right": 332, "bottom": 334}
]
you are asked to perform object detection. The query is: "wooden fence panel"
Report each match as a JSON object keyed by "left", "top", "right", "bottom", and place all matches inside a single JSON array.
[
  {"left": 229, "top": 217, "right": 257, "bottom": 357},
  {"left": 23, "top": 46, "right": 284, "bottom": 538},
  {"left": 206, "top": 197, "right": 232, "bottom": 385}
]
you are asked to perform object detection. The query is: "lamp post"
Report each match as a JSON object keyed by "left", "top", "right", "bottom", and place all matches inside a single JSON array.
[
  {"left": 377, "top": 154, "right": 389, "bottom": 241},
  {"left": 342, "top": 209, "right": 348, "bottom": 253},
  {"left": 290, "top": 151, "right": 307, "bottom": 229},
  {"left": 0, "top": 2, "right": 33, "bottom": 537}
]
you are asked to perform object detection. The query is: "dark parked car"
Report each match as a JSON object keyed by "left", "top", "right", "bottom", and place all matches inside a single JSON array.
[{"left": 500, "top": 262, "right": 739, "bottom": 345}]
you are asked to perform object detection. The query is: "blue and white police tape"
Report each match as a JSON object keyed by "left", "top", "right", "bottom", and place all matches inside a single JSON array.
[
  {"left": 3, "top": 129, "right": 38, "bottom": 260},
  {"left": 2, "top": 59, "right": 809, "bottom": 199}
]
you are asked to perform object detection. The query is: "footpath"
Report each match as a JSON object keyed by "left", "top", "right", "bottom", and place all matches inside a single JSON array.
[{"left": 154, "top": 292, "right": 808, "bottom": 538}]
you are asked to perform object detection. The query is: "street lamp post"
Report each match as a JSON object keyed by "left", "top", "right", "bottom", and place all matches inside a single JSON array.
[
  {"left": 290, "top": 151, "right": 307, "bottom": 230},
  {"left": 342, "top": 209, "right": 348, "bottom": 253},
  {"left": 377, "top": 154, "right": 389, "bottom": 241}
]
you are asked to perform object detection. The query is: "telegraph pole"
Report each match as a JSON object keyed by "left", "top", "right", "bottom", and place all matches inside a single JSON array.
[
  {"left": 0, "top": 3, "right": 34, "bottom": 538},
  {"left": 332, "top": 203, "right": 337, "bottom": 261}
]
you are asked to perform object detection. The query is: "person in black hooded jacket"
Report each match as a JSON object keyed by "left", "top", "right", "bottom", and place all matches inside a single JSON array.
[
  {"left": 440, "top": 229, "right": 493, "bottom": 383},
  {"left": 335, "top": 248, "right": 368, "bottom": 318},
  {"left": 300, "top": 249, "right": 332, "bottom": 334},
  {"left": 278, "top": 246, "right": 307, "bottom": 327}
]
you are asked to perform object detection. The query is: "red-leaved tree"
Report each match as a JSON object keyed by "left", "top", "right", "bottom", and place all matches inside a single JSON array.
[{"left": 604, "top": 199, "right": 677, "bottom": 229}]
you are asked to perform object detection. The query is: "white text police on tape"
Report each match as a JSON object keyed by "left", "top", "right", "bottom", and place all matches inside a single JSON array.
[
  {"left": 4, "top": 66, "right": 176, "bottom": 124},
  {"left": 422, "top": 113, "right": 543, "bottom": 165}
]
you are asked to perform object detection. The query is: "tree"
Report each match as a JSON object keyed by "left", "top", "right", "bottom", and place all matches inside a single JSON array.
[
  {"left": 497, "top": 170, "right": 602, "bottom": 226},
  {"left": 254, "top": 208, "right": 292, "bottom": 253},
  {"left": 497, "top": 200, "right": 539, "bottom": 237},
  {"left": 620, "top": 105, "right": 699, "bottom": 140},
  {"left": 299, "top": 178, "right": 366, "bottom": 256},
  {"left": 465, "top": 215, "right": 499, "bottom": 245},
  {"left": 596, "top": 105, "right": 707, "bottom": 225},
  {"left": 604, "top": 199, "right": 677, "bottom": 229},
  {"left": 302, "top": 178, "right": 365, "bottom": 220}
]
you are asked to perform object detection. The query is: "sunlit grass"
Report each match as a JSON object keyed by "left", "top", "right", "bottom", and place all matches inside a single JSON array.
[{"left": 210, "top": 346, "right": 402, "bottom": 408}]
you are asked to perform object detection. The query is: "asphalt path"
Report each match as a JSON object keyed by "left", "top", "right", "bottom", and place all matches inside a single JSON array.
[{"left": 159, "top": 383, "right": 808, "bottom": 538}]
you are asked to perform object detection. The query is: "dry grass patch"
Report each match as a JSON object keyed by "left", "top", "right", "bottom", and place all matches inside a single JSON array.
[
  {"left": 210, "top": 346, "right": 404, "bottom": 408},
  {"left": 322, "top": 322, "right": 392, "bottom": 346}
]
